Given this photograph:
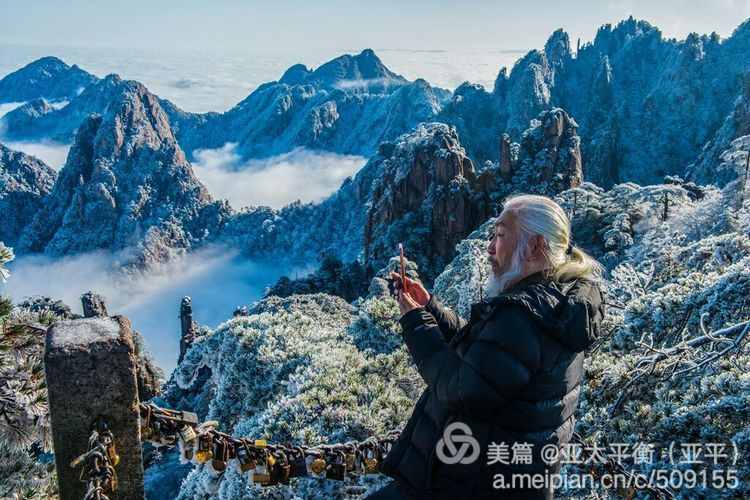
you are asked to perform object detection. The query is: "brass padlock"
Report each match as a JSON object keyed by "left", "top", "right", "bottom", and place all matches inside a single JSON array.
[
  {"left": 364, "top": 446, "right": 379, "bottom": 474},
  {"left": 343, "top": 444, "right": 357, "bottom": 473},
  {"left": 307, "top": 451, "right": 327, "bottom": 478},
  {"left": 194, "top": 433, "right": 213, "bottom": 463},
  {"left": 106, "top": 441, "right": 120, "bottom": 467}
]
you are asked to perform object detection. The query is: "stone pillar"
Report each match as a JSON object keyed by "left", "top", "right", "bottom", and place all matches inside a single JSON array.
[
  {"left": 179, "top": 296, "right": 198, "bottom": 363},
  {"left": 81, "top": 291, "right": 108, "bottom": 318},
  {"left": 499, "top": 133, "right": 512, "bottom": 179},
  {"left": 45, "top": 315, "right": 144, "bottom": 500}
]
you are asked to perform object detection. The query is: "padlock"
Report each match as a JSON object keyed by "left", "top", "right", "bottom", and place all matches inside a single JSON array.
[
  {"left": 252, "top": 450, "right": 273, "bottom": 485},
  {"left": 179, "top": 438, "right": 195, "bottom": 462},
  {"left": 211, "top": 436, "right": 229, "bottom": 472},
  {"left": 346, "top": 450, "right": 358, "bottom": 473},
  {"left": 363, "top": 446, "right": 379, "bottom": 474},
  {"left": 194, "top": 433, "right": 213, "bottom": 463},
  {"left": 235, "top": 442, "right": 256, "bottom": 473},
  {"left": 270, "top": 450, "right": 291, "bottom": 484},
  {"left": 140, "top": 405, "right": 153, "bottom": 440},
  {"left": 288, "top": 447, "right": 308, "bottom": 477},
  {"left": 105, "top": 437, "right": 120, "bottom": 467},
  {"left": 179, "top": 424, "right": 197, "bottom": 444},
  {"left": 306, "top": 450, "right": 327, "bottom": 478},
  {"left": 325, "top": 450, "right": 346, "bottom": 481}
]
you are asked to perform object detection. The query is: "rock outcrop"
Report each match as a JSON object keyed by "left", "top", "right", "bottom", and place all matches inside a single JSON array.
[
  {"left": 179, "top": 296, "right": 198, "bottom": 364},
  {"left": 15, "top": 79, "right": 230, "bottom": 268},
  {"left": 0, "top": 56, "right": 97, "bottom": 104},
  {"left": 687, "top": 72, "right": 750, "bottom": 186},
  {"left": 0, "top": 143, "right": 57, "bottom": 247},
  {"left": 81, "top": 290, "right": 108, "bottom": 318},
  {"left": 363, "top": 123, "right": 494, "bottom": 280},
  {"left": 363, "top": 108, "right": 582, "bottom": 281}
]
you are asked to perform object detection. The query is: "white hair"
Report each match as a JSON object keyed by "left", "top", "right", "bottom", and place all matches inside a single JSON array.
[{"left": 489, "top": 194, "right": 602, "bottom": 294}]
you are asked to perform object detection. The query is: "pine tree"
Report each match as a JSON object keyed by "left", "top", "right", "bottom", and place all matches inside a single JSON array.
[{"left": 0, "top": 242, "right": 57, "bottom": 497}]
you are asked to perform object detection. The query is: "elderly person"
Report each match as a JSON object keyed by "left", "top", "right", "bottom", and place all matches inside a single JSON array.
[{"left": 369, "top": 194, "right": 606, "bottom": 499}]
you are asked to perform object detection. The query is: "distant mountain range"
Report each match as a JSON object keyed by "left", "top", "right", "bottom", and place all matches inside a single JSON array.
[
  {"left": 1, "top": 16, "right": 749, "bottom": 276},
  {"left": 3, "top": 17, "right": 750, "bottom": 188}
]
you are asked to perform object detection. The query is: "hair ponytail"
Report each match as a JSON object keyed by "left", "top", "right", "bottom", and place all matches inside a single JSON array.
[
  {"left": 552, "top": 245, "right": 603, "bottom": 283},
  {"left": 502, "top": 194, "right": 604, "bottom": 284}
]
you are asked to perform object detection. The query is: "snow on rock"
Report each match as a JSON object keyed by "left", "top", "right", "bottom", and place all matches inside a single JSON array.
[{"left": 157, "top": 293, "right": 423, "bottom": 498}]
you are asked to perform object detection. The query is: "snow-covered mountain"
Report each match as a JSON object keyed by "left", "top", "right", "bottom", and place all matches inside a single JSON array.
[
  {"left": 14, "top": 79, "right": 230, "bottom": 268},
  {"left": 0, "top": 56, "right": 97, "bottom": 104},
  {"left": 219, "top": 108, "right": 584, "bottom": 283},
  {"left": 4, "top": 18, "right": 750, "bottom": 190},
  {"left": 440, "top": 17, "right": 750, "bottom": 187},
  {"left": 0, "top": 144, "right": 57, "bottom": 247},
  {"left": 1, "top": 15, "right": 750, "bottom": 500}
]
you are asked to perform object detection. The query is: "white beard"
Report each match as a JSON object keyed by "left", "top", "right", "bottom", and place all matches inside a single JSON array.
[
  {"left": 485, "top": 272, "right": 505, "bottom": 298},
  {"left": 485, "top": 257, "right": 525, "bottom": 298}
]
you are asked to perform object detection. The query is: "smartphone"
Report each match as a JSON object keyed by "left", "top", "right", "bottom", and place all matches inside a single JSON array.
[{"left": 399, "top": 243, "right": 407, "bottom": 293}]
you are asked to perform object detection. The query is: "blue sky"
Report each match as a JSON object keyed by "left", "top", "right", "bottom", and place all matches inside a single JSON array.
[{"left": 2, "top": 0, "right": 750, "bottom": 52}]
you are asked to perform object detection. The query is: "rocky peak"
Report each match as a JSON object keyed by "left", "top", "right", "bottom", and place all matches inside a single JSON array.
[
  {"left": 304, "top": 48, "right": 407, "bottom": 88},
  {"left": 592, "top": 17, "right": 661, "bottom": 56},
  {"left": 279, "top": 63, "right": 312, "bottom": 85},
  {"left": 504, "top": 50, "right": 553, "bottom": 136},
  {"left": 15, "top": 81, "right": 229, "bottom": 266},
  {"left": 0, "top": 143, "right": 58, "bottom": 247},
  {"left": 363, "top": 123, "right": 494, "bottom": 280},
  {"left": 516, "top": 108, "right": 583, "bottom": 190},
  {"left": 0, "top": 56, "right": 98, "bottom": 104},
  {"left": 544, "top": 29, "right": 572, "bottom": 67}
]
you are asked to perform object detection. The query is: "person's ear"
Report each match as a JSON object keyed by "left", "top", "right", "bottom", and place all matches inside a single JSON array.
[{"left": 531, "top": 234, "right": 545, "bottom": 260}]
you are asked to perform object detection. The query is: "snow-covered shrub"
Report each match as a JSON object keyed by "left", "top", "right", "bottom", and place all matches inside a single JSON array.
[{"left": 162, "top": 293, "right": 423, "bottom": 499}]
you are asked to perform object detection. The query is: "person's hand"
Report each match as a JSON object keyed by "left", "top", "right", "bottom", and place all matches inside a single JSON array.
[
  {"left": 388, "top": 272, "right": 430, "bottom": 307},
  {"left": 397, "top": 288, "right": 421, "bottom": 316}
]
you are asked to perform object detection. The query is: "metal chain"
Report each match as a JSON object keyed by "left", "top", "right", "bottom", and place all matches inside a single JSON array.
[
  {"left": 139, "top": 402, "right": 400, "bottom": 485},
  {"left": 70, "top": 421, "right": 120, "bottom": 500}
]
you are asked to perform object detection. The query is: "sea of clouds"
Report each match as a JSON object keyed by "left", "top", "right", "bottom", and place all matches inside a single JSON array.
[
  {"left": 0, "top": 245, "right": 311, "bottom": 372},
  {"left": 192, "top": 144, "right": 366, "bottom": 208},
  {"left": 0, "top": 102, "right": 71, "bottom": 169},
  {"left": 0, "top": 43, "right": 522, "bottom": 372}
]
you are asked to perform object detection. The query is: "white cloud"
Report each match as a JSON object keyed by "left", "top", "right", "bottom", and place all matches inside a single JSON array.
[
  {"left": 0, "top": 138, "right": 70, "bottom": 170},
  {"left": 192, "top": 144, "right": 366, "bottom": 209},
  {"left": 0, "top": 102, "right": 25, "bottom": 118},
  {"left": 0, "top": 104, "right": 71, "bottom": 170},
  {"left": 334, "top": 77, "right": 406, "bottom": 90},
  {"left": 0, "top": 245, "right": 308, "bottom": 372}
]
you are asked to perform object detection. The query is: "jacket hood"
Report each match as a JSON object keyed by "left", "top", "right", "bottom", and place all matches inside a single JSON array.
[{"left": 487, "top": 272, "right": 605, "bottom": 352}]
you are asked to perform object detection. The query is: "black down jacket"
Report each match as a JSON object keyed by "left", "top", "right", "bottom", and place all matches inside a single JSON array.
[{"left": 380, "top": 271, "right": 605, "bottom": 499}]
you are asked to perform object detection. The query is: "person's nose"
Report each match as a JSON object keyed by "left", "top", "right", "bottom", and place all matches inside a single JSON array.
[{"left": 487, "top": 237, "right": 495, "bottom": 255}]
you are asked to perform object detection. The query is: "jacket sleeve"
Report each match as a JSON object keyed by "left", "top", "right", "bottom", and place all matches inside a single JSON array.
[
  {"left": 424, "top": 294, "right": 467, "bottom": 343},
  {"left": 399, "top": 304, "right": 541, "bottom": 414}
]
